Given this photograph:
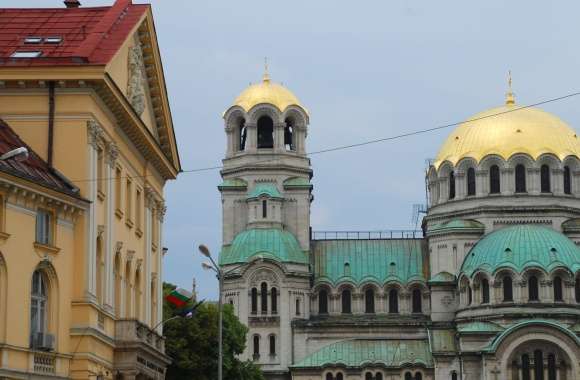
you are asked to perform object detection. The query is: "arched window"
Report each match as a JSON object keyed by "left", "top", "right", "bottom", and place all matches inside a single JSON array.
[
  {"left": 404, "top": 373, "right": 413, "bottom": 380},
  {"left": 481, "top": 278, "right": 490, "bottom": 304},
  {"left": 490, "top": 165, "right": 501, "bottom": 194},
  {"left": 415, "top": 373, "right": 423, "bottom": 380},
  {"left": 239, "top": 119, "right": 246, "bottom": 151},
  {"left": 319, "top": 289, "right": 328, "bottom": 314},
  {"left": 336, "top": 373, "right": 343, "bottom": 380},
  {"left": 553, "top": 276, "right": 563, "bottom": 302},
  {"left": 451, "top": 372, "right": 458, "bottom": 380},
  {"left": 575, "top": 277, "right": 580, "bottom": 303},
  {"left": 515, "top": 164, "right": 526, "bottom": 193},
  {"left": 376, "top": 373, "right": 383, "bottom": 380},
  {"left": 257, "top": 116, "right": 274, "bottom": 149},
  {"left": 467, "top": 167, "right": 476, "bottom": 196},
  {"left": 252, "top": 335, "right": 260, "bottom": 359},
  {"left": 534, "top": 350, "right": 544, "bottom": 380},
  {"left": 269, "top": 335, "right": 276, "bottom": 356},
  {"left": 467, "top": 285, "right": 472, "bottom": 305},
  {"left": 412, "top": 288, "right": 422, "bottom": 313},
  {"left": 528, "top": 275, "right": 539, "bottom": 301},
  {"left": 284, "top": 118, "right": 294, "bottom": 151},
  {"left": 251, "top": 288, "right": 258, "bottom": 314},
  {"left": 262, "top": 200, "right": 267, "bottom": 218},
  {"left": 449, "top": 171, "right": 456, "bottom": 199},
  {"left": 541, "top": 164, "right": 551, "bottom": 193},
  {"left": 341, "top": 289, "right": 351, "bottom": 314},
  {"left": 388, "top": 288, "right": 399, "bottom": 314},
  {"left": 271, "top": 287, "right": 278, "bottom": 314},
  {"left": 365, "top": 372, "right": 373, "bottom": 380},
  {"left": 548, "top": 354, "right": 556, "bottom": 380},
  {"left": 30, "top": 270, "right": 48, "bottom": 343},
  {"left": 564, "top": 166, "right": 572, "bottom": 194},
  {"left": 134, "top": 269, "right": 142, "bottom": 320},
  {"left": 96, "top": 238, "right": 104, "bottom": 304},
  {"left": 522, "top": 354, "right": 531, "bottom": 380},
  {"left": 114, "top": 253, "right": 122, "bottom": 317},
  {"left": 503, "top": 276, "right": 513, "bottom": 302},
  {"left": 365, "top": 288, "right": 375, "bottom": 314},
  {"left": 124, "top": 262, "right": 132, "bottom": 317},
  {"left": 296, "top": 298, "right": 301, "bottom": 316},
  {"left": 260, "top": 282, "right": 268, "bottom": 314},
  {"left": 326, "top": 374, "right": 333, "bottom": 380}
]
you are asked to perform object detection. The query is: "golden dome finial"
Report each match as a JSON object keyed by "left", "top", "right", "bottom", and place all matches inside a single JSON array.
[
  {"left": 505, "top": 70, "right": 515, "bottom": 105},
  {"left": 262, "top": 57, "right": 271, "bottom": 83}
]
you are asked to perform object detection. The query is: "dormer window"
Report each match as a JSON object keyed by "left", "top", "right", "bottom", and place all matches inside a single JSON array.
[
  {"left": 24, "top": 37, "right": 42, "bottom": 44},
  {"left": 44, "top": 37, "right": 62, "bottom": 44}
]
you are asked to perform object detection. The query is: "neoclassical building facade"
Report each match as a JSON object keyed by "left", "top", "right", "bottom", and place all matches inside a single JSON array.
[
  {"left": 218, "top": 73, "right": 580, "bottom": 380},
  {"left": 0, "top": 1, "right": 180, "bottom": 379}
]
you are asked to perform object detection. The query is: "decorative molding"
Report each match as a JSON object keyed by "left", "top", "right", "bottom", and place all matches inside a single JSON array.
[
  {"left": 106, "top": 141, "right": 119, "bottom": 167},
  {"left": 127, "top": 44, "right": 146, "bottom": 116},
  {"left": 144, "top": 186, "right": 157, "bottom": 209},
  {"left": 126, "top": 250, "right": 135, "bottom": 262},
  {"left": 115, "top": 241, "right": 123, "bottom": 254},
  {"left": 97, "top": 225, "right": 105, "bottom": 239},
  {"left": 156, "top": 200, "right": 166, "bottom": 222},
  {"left": 87, "top": 120, "right": 104, "bottom": 149},
  {"left": 250, "top": 268, "right": 279, "bottom": 286}
]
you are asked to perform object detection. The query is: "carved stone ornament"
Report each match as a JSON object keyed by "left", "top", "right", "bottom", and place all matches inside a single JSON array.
[
  {"left": 441, "top": 295, "right": 453, "bottom": 306},
  {"left": 127, "top": 44, "right": 146, "bottom": 116},
  {"left": 106, "top": 141, "right": 119, "bottom": 167},
  {"left": 249, "top": 269, "right": 279, "bottom": 286},
  {"left": 144, "top": 185, "right": 157, "bottom": 209},
  {"left": 156, "top": 200, "right": 167, "bottom": 222},
  {"left": 115, "top": 241, "right": 123, "bottom": 253},
  {"left": 87, "top": 120, "right": 104, "bottom": 149},
  {"left": 126, "top": 250, "right": 135, "bottom": 262}
]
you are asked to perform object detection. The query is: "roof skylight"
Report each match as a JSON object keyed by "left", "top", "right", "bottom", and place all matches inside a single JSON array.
[
  {"left": 44, "top": 37, "right": 63, "bottom": 44},
  {"left": 24, "top": 37, "right": 42, "bottom": 44},
  {"left": 10, "top": 51, "right": 42, "bottom": 58}
]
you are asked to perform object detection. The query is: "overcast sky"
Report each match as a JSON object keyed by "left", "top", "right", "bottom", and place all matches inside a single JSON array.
[{"left": 3, "top": 0, "right": 580, "bottom": 300}]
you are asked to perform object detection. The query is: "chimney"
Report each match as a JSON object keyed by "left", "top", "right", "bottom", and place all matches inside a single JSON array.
[{"left": 64, "top": 0, "right": 81, "bottom": 8}]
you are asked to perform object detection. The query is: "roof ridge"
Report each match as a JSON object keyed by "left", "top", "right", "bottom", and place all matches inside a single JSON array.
[{"left": 73, "top": 0, "right": 132, "bottom": 59}]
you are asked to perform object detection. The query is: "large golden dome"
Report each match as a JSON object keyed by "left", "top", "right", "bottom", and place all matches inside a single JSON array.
[
  {"left": 434, "top": 95, "right": 580, "bottom": 169},
  {"left": 233, "top": 72, "right": 305, "bottom": 113}
]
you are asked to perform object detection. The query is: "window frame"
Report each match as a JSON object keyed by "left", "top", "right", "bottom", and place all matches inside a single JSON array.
[{"left": 35, "top": 208, "right": 55, "bottom": 247}]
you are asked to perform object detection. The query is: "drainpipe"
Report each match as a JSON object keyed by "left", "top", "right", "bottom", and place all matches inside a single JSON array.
[
  {"left": 47, "top": 81, "right": 55, "bottom": 167},
  {"left": 455, "top": 332, "right": 464, "bottom": 380}
]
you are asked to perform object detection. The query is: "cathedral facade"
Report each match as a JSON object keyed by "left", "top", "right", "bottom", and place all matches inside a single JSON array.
[{"left": 218, "top": 72, "right": 580, "bottom": 380}]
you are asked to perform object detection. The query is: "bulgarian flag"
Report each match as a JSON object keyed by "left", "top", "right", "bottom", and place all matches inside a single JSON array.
[{"left": 166, "top": 288, "right": 193, "bottom": 308}]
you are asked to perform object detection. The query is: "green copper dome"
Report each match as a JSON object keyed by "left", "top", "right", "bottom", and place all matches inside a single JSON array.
[
  {"left": 219, "top": 228, "right": 308, "bottom": 265},
  {"left": 460, "top": 225, "right": 580, "bottom": 277}
]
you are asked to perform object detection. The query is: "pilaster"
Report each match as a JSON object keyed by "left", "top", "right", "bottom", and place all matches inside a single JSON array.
[{"left": 104, "top": 141, "right": 118, "bottom": 313}]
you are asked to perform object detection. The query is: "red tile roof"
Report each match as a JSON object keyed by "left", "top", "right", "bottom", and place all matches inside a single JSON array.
[
  {"left": 0, "top": 0, "right": 147, "bottom": 66},
  {"left": 0, "top": 119, "right": 82, "bottom": 199}
]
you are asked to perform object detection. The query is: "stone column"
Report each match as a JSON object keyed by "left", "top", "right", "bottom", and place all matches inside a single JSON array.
[
  {"left": 246, "top": 123, "right": 257, "bottom": 152},
  {"left": 105, "top": 141, "right": 119, "bottom": 313},
  {"left": 274, "top": 123, "right": 285, "bottom": 152},
  {"left": 438, "top": 177, "right": 449, "bottom": 203},
  {"left": 455, "top": 172, "right": 466, "bottom": 200},
  {"left": 529, "top": 167, "right": 541, "bottom": 195},
  {"left": 553, "top": 168, "right": 564, "bottom": 195},
  {"left": 144, "top": 187, "right": 156, "bottom": 325},
  {"left": 225, "top": 126, "right": 235, "bottom": 158},
  {"left": 501, "top": 168, "right": 514, "bottom": 195},
  {"left": 86, "top": 120, "right": 103, "bottom": 300},
  {"left": 476, "top": 169, "right": 487, "bottom": 197},
  {"left": 156, "top": 202, "right": 165, "bottom": 333}
]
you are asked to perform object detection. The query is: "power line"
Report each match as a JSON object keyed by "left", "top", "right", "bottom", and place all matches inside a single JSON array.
[{"left": 69, "top": 90, "right": 580, "bottom": 183}]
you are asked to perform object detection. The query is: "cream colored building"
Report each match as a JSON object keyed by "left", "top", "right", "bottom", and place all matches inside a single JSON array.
[{"left": 0, "top": 0, "right": 180, "bottom": 379}]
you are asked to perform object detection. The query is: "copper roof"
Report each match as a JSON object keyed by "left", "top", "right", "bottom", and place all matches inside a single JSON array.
[{"left": 0, "top": 119, "right": 82, "bottom": 199}]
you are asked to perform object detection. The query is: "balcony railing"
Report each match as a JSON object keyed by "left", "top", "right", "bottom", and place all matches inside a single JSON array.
[
  {"left": 115, "top": 319, "right": 165, "bottom": 353},
  {"left": 311, "top": 230, "right": 423, "bottom": 240}
]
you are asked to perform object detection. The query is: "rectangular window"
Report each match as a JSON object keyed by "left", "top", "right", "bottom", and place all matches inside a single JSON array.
[
  {"left": 262, "top": 200, "right": 267, "bottom": 218},
  {"left": 35, "top": 209, "right": 52, "bottom": 245},
  {"left": 96, "top": 146, "right": 104, "bottom": 197},
  {"left": 115, "top": 167, "right": 122, "bottom": 216},
  {"left": 135, "top": 189, "right": 142, "bottom": 232},
  {"left": 125, "top": 178, "right": 132, "bottom": 226}
]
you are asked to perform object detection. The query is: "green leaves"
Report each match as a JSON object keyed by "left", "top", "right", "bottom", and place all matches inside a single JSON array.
[{"left": 163, "top": 283, "right": 264, "bottom": 380}]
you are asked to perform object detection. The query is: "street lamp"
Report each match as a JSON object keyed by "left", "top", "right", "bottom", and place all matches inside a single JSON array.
[
  {"left": 0, "top": 147, "right": 28, "bottom": 161},
  {"left": 198, "top": 244, "right": 246, "bottom": 380}
]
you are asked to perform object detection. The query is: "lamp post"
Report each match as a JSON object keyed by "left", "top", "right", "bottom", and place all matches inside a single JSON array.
[{"left": 198, "top": 244, "right": 246, "bottom": 380}]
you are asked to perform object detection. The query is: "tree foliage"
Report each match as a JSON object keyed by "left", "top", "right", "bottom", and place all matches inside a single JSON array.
[{"left": 163, "top": 282, "right": 264, "bottom": 380}]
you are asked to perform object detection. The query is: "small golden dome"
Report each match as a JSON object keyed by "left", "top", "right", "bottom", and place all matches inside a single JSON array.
[
  {"left": 233, "top": 72, "right": 305, "bottom": 113},
  {"left": 434, "top": 101, "right": 580, "bottom": 169}
]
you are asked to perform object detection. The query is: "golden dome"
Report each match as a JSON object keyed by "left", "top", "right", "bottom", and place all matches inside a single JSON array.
[
  {"left": 434, "top": 97, "right": 580, "bottom": 169},
  {"left": 233, "top": 72, "right": 305, "bottom": 113}
]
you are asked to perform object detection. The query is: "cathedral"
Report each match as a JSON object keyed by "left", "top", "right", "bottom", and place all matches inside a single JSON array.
[{"left": 217, "top": 70, "right": 580, "bottom": 380}]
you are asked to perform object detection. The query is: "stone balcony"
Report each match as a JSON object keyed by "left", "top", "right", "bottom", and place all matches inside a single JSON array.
[{"left": 114, "top": 319, "right": 171, "bottom": 379}]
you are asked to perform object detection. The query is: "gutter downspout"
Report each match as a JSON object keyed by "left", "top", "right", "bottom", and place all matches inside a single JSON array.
[
  {"left": 456, "top": 332, "right": 464, "bottom": 380},
  {"left": 47, "top": 81, "right": 55, "bottom": 167},
  {"left": 426, "top": 327, "right": 434, "bottom": 375}
]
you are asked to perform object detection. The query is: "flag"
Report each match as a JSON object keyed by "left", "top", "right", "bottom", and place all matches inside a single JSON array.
[
  {"left": 166, "top": 288, "right": 192, "bottom": 308},
  {"left": 178, "top": 299, "right": 205, "bottom": 318}
]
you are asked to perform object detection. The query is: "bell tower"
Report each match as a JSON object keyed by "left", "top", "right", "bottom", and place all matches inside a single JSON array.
[{"left": 218, "top": 69, "right": 312, "bottom": 377}]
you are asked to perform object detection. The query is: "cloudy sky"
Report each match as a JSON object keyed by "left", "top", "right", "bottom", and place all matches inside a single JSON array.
[{"left": 4, "top": 0, "right": 580, "bottom": 299}]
